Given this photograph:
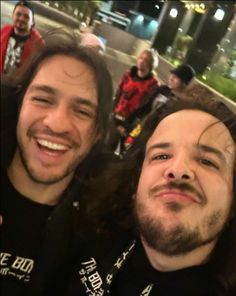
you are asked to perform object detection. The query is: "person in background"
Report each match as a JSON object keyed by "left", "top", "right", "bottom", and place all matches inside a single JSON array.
[
  {"left": 124, "top": 63, "right": 196, "bottom": 151},
  {"left": 80, "top": 32, "right": 106, "bottom": 54},
  {"left": 66, "top": 97, "right": 236, "bottom": 296},
  {"left": 169, "top": 63, "right": 195, "bottom": 90},
  {"left": 0, "top": 29, "right": 114, "bottom": 296},
  {"left": 0, "top": 1, "right": 44, "bottom": 76},
  {"left": 112, "top": 49, "right": 160, "bottom": 154}
]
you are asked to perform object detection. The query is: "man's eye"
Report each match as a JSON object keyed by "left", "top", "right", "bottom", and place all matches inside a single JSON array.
[
  {"left": 74, "top": 108, "right": 94, "bottom": 119},
  {"left": 32, "top": 97, "right": 52, "bottom": 105},
  {"left": 152, "top": 154, "right": 170, "bottom": 161},
  {"left": 199, "top": 158, "right": 219, "bottom": 170}
]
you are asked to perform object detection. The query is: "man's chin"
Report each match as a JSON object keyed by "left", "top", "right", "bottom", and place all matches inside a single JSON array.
[
  {"left": 15, "top": 26, "right": 29, "bottom": 35},
  {"left": 26, "top": 166, "right": 72, "bottom": 185},
  {"left": 28, "top": 173, "right": 69, "bottom": 185}
]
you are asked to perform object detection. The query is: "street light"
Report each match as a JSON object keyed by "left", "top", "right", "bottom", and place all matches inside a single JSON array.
[
  {"left": 169, "top": 8, "right": 178, "bottom": 18},
  {"left": 214, "top": 8, "right": 225, "bottom": 21}
]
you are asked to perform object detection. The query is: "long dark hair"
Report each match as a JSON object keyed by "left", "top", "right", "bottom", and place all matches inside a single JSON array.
[{"left": 1, "top": 28, "right": 113, "bottom": 168}]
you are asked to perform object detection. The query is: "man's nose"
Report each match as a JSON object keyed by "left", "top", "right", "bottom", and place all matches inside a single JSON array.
[
  {"left": 43, "top": 106, "right": 73, "bottom": 134},
  {"left": 164, "top": 157, "right": 195, "bottom": 181},
  {"left": 18, "top": 14, "right": 25, "bottom": 21}
]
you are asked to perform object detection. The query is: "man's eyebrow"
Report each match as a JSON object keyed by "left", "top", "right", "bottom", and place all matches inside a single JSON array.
[
  {"left": 28, "top": 84, "right": 58, "bottom": 95},
  {"left": 146, "top": 142, "right": 171, "bottom": 154},
  {"left": 198, "top": 144, "right": 227, "bottom": 163},
  {"left": 28, "top": 84, "right": 97, "bottom": 110}
]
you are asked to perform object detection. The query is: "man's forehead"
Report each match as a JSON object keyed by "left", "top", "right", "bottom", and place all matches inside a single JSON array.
[
  {"left": 147, "top": 109, "right": 234, "bottom": 151},
  {"left": 35, "top": 55, "right": 94, "bottom": 79},
  {"left": 14, "top": 5, "right": 33, "bottom": 15},
  {"left": 28, "top": 55, "right": 98, "bottom": 103}
]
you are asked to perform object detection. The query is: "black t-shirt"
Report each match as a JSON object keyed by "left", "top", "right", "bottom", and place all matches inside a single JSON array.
[
  {"left": 110, "top": 240, "right": 222, "bottom": 296},
  {"left": 0, "top": 169, "right": 54, "bottom": 296},
  {"left": 3, "top": 31, "right": 30, "bottom": 74},
  {"left": 66, "top": 236, "right": 225, "bottom": 296}
]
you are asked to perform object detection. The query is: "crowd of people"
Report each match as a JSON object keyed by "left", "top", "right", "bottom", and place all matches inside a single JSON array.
[{"left": 1, "top": 1, "right": 236, "bottom": 296}]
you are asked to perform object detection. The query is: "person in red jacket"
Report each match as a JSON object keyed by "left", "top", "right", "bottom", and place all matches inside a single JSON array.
[
  {"left": 0, "top": 1, "right": 44, "bottom": 76},
  {"left": 113, "top": 49, "right": 160, "bottom": 154}
]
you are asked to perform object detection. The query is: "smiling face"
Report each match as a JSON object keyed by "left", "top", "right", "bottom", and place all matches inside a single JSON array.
[
  {"left": 15, "top": 54, "right": 98, "bottom": 185},
  {"left": 12, "top": 5, "right": 34, "bottom": 36},
  {"left": 135, "top": 110, "right": 235, "bottom": 255}
]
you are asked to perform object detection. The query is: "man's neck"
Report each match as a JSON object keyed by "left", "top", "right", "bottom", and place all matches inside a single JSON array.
[
  {"left": 141, "top": 237, "right": 216, "bottom": 272},
  {"left": 7, "top": 151, "right": 73, "bottom": 206},
  {"left": 137, "top": 69, "right": 149, "bottom": 78}
]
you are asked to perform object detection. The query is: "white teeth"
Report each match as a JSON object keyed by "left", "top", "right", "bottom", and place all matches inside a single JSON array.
[{"left": 37, "top": 139, "right": 68, "bottom": 151}]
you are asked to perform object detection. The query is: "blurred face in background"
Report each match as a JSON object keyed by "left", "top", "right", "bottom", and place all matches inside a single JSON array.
[
  {"left": 137, "top": 51, "right": 153, "bottom": 77},
  {"left": 12, "top": 5, "right": 34, "bottom": 36},
  {"left": 167, "top": 73, "right": 184, "bottom": 90}
]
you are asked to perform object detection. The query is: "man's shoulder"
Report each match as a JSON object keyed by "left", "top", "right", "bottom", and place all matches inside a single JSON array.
[
  {"left": 1, "top": 24, "right": 13, "bottom": 34},
  {"left": 30, "top": 28, "right": 44, "bottom": 43},
  {"left": 122, "top": 67, "right": 133, "bottom": 78}
]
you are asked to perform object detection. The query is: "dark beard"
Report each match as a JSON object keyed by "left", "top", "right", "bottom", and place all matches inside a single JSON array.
[
  {"left": 135, "top": 203, "right": 224, "bottom": 256},
  {"left": 16, "top": 125, "right": 82, "bottom": 185},
  {"left": 18, "top": 144, "right": 74, "bottom": 185}
]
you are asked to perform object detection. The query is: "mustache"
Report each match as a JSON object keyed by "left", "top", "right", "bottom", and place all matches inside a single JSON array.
[
  {"left": 149, "top": 181, "right": 206, "bottom": 205},
  {"left": 27, "top": 127, "right": 79, "bottom": 147}
]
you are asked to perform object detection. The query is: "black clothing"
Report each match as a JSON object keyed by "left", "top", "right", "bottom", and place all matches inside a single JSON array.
[
  {"left": 0, "top": 170, "right": 54, "bottom": 295},
  {"left": 65, "top": 234, "right": 227, "bottom": 296},
  {"left": 0, "top": 168, "right": 81, "bottom": 296},
  {"left": 11, "top": 31, "right": 30, "bottom": 44},
  {"left": 0, "top": 147, "right": 118, "bottom": 296},
  {"left": 110, "top": 240, "right": 223, "bottom": 296}
]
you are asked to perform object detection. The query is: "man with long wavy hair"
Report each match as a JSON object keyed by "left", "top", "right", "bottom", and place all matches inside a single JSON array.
[{"left": 67, "top": 97, "right": 236, "bottom": 296}]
